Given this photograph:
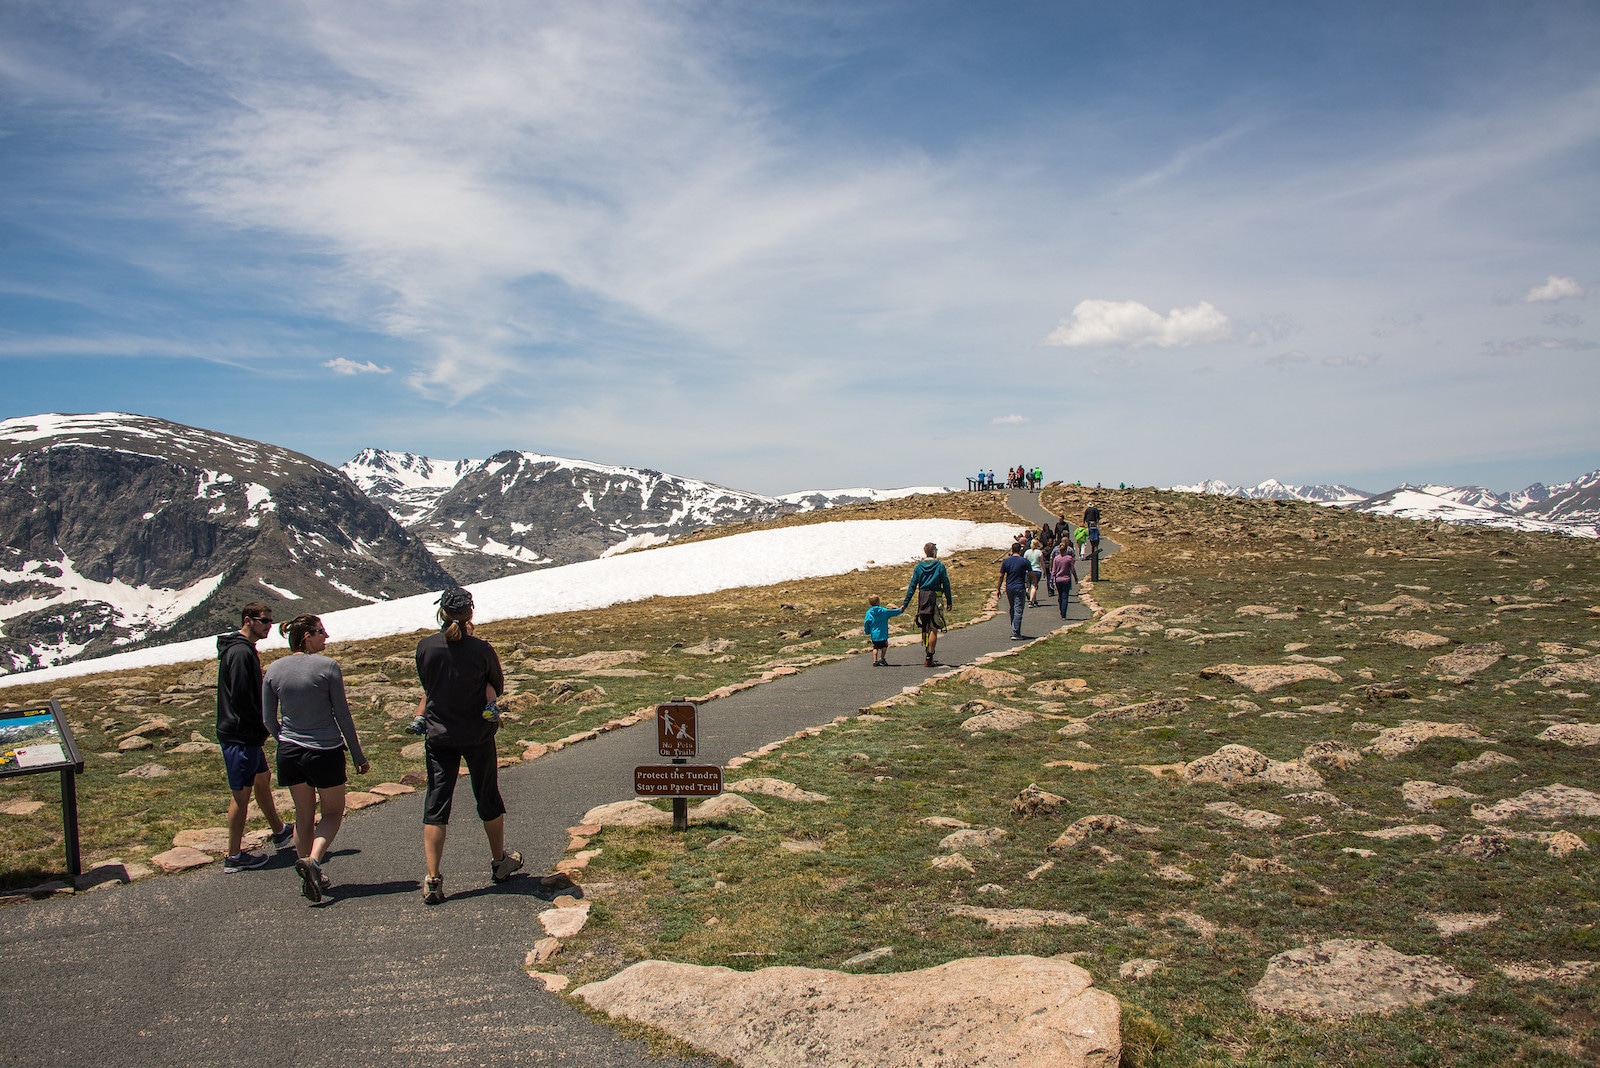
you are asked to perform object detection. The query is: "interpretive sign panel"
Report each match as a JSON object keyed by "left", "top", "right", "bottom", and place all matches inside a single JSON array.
[
  {"left": 634, "top": 764, "right": 723, "bottom": 797},
  {"left": 656, "top": 701, "right": 698, "bottom": 758},
  {"left": 0, "top": 701, "right": 83, "bottom": 777}
]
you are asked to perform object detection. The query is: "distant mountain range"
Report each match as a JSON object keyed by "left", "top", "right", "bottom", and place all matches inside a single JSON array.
[{"left": 1170, "top": 473, "right": 1600, "bottom": 537}]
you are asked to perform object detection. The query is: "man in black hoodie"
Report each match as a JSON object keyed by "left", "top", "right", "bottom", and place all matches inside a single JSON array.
[{"left": 216, "top": 602, "right": 293, "bottom": 872}]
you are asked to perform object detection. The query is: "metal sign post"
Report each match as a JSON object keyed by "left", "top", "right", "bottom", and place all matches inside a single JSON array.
[
  {"left": 636, "top": 699, "right": 721, "bottom": 831},
  {"left": 1, "top": 700, "right": 86, "bottom": 878}
]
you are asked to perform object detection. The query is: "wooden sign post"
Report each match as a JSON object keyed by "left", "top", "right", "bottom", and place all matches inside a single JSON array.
[{"left": 637, "top": 698, "right": 721, "bottom": 831}]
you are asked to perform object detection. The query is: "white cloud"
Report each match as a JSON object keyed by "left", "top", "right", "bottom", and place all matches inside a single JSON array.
[
  {"left": 1484, "top": 336, "right": 1599, "bottom": 357},
  {"left": 1266, "top": 350, "right": 1310, "bottom": 368},
  {"left": 1322, "top": 353, "right": 1379, "bottom": 368},
  {"left": 323, "top": 358, "right": 392, "bottom": 375},
  {"left": 991, "top": 414, "right": 1027, "bottom": 425},
  {"left": 1043, "top": 299, "right": 1231, "bottom": 349},
  {"left": 1523, "top": 275, "right": 1585, "bottom": 302}
]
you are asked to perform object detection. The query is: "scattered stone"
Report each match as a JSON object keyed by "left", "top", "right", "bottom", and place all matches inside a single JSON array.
[
  {"left": 369, "top": 782, "right": 415, "bottom": 797},
  {"left": 1284, "top": 791, "right": 1349, "bottom": 809},
  {"left": 1055, "top": 722, "right": 1089, "bottom": 737},
  {"left": 1537, "top": 723, "right": 1600, "bottom": 747},
  {"left": 1519, "top": 655, "right": 1600, "bottom": 687},
  {"left": 1236, "top": 605, "right": 1280, "bottom": 616},
  {"left": 1152, "top": 865, "right": 1196, "bottom": 882},
  {"left": 1029, "top": 678, "right": 1090, "bottom": 698},
  {"left": 1401, "top": 782, "right": 1482, "bottom": 812},
  {"left": 977, "top": 883, "right": 1006, "bottom": 895},
  {"left": 1360, "top": 683, "right": 1413, "bottom": 700},
  {"left": 1136, "top": 763, "right": 1186, "bottom": 778},
  {"left": 1427, "top": 644, "right": 1504, "bottom": 678},
  {"left": 168, "top": 741, "right": 220, "bottom": 755},
  {"left": 940, "top": 827, "right": 1007, "bottom": 851},
  {"left": 1045, "top": 760, "right": 1103, "bottom": 771},
  {"left": 117, "top": 736, "right": 153, "bottom": 752},
  {"left": 726, "top": 778, "right": 829, "bottom": 803},
  {"left": 1497, "top": 960, "right": 1600, "bottom": 983},
  {"left": 1228, "top": 853, "right": 1294, "bottom": 875},
  {"left": 1547, "top": 830, "right": 1588, "bottom": 858},
  {"left": 1298, "top": 702, "right": 1348, "bottom": 715},
  {"left": 1088, "top": 603, "right": 1163, "bottom": 632},
  {"left": 1026, "top": 860, "right": 1054, "bottom": 880},
  {"left": 1119, "top": 959, "right": 1163, "bottom": 981},
  {"left": 1341, "top": 848, "right": 1375, "bottom": 858},
  {"left": 1087, "top": 698, "right": 1187, "bottom": 722},
  {"left": 1081, "top": 644, "right": 1144, "bottom": 655},
  {"left": 399, "top": 770, "right": 427, "bottom": 786},
  {"left": 1363, "top": 721, "right": 1484, "bottom": 759},
  {"left": 780, "top": 840, "right": 824, "bottom": 853},
  {"left": 582, "top": 800, "right": 672, "bottom": 827},
  {"left": 172, "top": 827, "right": 230, "bottom": 852},
  {"left": 957, "top": 667, "right": 1026, "bottom": 690},
  {"left": 528, "top": 971, "right": 570, "bottom": 993},
  {"left": 573, "top": 955, "right": 1120, "bottom": 1068},
  {"left": 1283, "top": 654, "right": 1346, "bottom": 666},
  {"left": 115, "top": 761, "right": 172, "bottom": 780},
  {"left": 149, "top": 846, "right": 214, "bottom": 873},
  {"left": 1162, "top": 911, "right": 1219, "bottom": 938},
  {"left": 1199, "top": 663, "right": 1343, "bottom": 693},
  {"left": 1439, "top": 832, "right": 1511, "bottom": 859},
  {"left": 118, "top": 717, "right": 172, "bottom": 740},
  {"left": 841, "top": 946, "right": 894, "bottom": 968},
  {"left": 917, "top": 816, "right": 971, "bottom": 829},
  {"left": 1473, "top": 783, "right": 1600, "bottom": 822},
  {"left": 343, "top": 791, "right": 386, "bottom": 810},
  {"left": 527, "top": 938, "right": 563, "bottom": 964},
  {"left": 0, "top": 800, "right": 45, "bottom": 816},
  {"left": 703, "top": 834, "right": 745, "bottom": 852},
  {"left": 1358, "top": 594, "right": 1434, "bottom": 615},
  {"left": 1423, "top": 912, "right": 1500, "bottom": 937},
  {"left": 930, "top": 853, "right": 975, "bottom": 873},
  {"left": 1301, "top": 741, "right": 1362, "bottom": 770},
  {"left": 1386, "top": 631, "right": 1452, "bottom": 649},
  {"left": 1451, "top": 751, "right": 1518, "bottom": 775},
  {"left": 1049, "top": 814, "right": 1157, "bottom": 851},
  {"left": 1205, "top": 801, "right": 1284, "bottom": 830},
  {"left": 400, "top": 741, "right": 425, "bottom": 760},
  {"left": 1182, "top": 744, "right": 1323, "bottom": 789},
  {"left": 948, "top": 906, "right": 1092, "bottom": 930},
  {"left": 1360, "top": 825, "right": 1448, "bottom": 841},
  {"left": 960, "top": 705, "right": 1035, "bottom": 732},
  {"left": 1011, "top": 783, "right": 1064, "bottom": 820},
  {"left": 1250, "top": 939, "right": 1472, "bottom": 1017},
  {"left": 690, "top": 794, "right": 763, "bottom": 819},
  {"left": 526, "top": 649, "right": 647, "bottom": 672},
  {"left": 538, "top": 901, "right": 591, "bottom": 938}
]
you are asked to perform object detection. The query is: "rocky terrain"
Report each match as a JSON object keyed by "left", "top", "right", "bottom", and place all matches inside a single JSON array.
[
  {"left": 344, "top": 448, "right": 794, "bottom": 583},
  {"left": 0, "top": 414, "right": 452, "bottom": 674}
]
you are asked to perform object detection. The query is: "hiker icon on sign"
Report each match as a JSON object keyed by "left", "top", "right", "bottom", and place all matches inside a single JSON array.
[{"left": 656, "top": 701, "right": 698, "bottom": 758}]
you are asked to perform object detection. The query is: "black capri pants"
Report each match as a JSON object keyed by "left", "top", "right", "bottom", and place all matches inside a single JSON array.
[{"left": 423, "top": 739, "right": 506, "bottom": 826}]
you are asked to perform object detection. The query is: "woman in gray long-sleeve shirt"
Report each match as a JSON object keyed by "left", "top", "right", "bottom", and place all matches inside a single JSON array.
[{"left": 263, "top": 613, "right": 369, "bottom": 903}]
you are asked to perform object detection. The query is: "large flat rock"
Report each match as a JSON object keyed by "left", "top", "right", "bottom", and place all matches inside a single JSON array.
[
  {"left": 1250, "top": 939, "right": 1472, "bottom": 1017},
  {"left": 575, "top": 955, "right": 1120, "bottom": 1067},
  {"left": 1199, "top": 663, "right": 1342, "bottom": 693}
]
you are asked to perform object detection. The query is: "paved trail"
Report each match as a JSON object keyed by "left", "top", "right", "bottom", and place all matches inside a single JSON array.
[{"left": 0, "top": 490, "right": 1113, "bottom": 1067}]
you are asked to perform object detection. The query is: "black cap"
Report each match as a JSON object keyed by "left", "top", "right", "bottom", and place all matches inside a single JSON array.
[{"left": 437, "top": 587, "right": 474, "bottom": 615}]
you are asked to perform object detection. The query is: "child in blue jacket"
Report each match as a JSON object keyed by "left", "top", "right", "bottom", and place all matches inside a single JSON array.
[{"left": 863, "top": 596, "right": 904, "bottom": 667}]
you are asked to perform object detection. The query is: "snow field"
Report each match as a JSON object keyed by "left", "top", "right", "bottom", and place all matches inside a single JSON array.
[{"left": 0, "top": 518, "right": 1019, "bottom": 688}]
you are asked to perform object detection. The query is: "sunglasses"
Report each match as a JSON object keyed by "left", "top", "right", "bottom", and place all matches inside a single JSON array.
[{"left": 248, "top": 616, "right": 274, "bottom": 626}]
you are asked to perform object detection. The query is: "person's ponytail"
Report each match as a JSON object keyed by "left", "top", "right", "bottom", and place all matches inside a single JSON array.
[{"left": 279, "top": 614, "right": 322, "bottom": 653}]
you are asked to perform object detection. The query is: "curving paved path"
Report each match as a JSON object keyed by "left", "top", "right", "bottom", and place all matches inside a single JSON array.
[{"left": 0, "top": 490, "right": 1115, "bottom": 1067}]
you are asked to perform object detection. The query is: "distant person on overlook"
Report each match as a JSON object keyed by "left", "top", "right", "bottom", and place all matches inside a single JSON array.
[
  {"left": 998, "top": 543, "right": 1032, "bottom": 640},
  {"left": 264, "top": 613, "right": 369, "bottom": 903},
  {"left": 215, "top": 601, "right": 294, "bottom": 874},
  {"left": 413, "top": 587, "right": 522, "bottom": 905},
  {"left": 900, "top": 542, "right": 952, "bottom": 668}
]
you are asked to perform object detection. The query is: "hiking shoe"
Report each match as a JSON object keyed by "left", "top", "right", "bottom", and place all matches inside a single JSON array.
[
  {"left": 423, "top": 875, "right": 445, "bottom": 905},
  {"left": 404, "top": 715, "right": 428, "bottom": 736},
  {"left": 223, "top": 850, "right": 269, "bottom": 873},
  {"left": 271, "top": 822, "right": 296, "bottom": 851},
  {"left": 294, "top": 858, "right": 323, "bottom": 903},
  {"left": 482, "top": 701, "right": 501, "bottom": 722},
  {"left": 492, "top": 849, "right": 524, "bottom": 883},
  {"left": 924, "top": 655, "right": 934, "bottom": 667}
]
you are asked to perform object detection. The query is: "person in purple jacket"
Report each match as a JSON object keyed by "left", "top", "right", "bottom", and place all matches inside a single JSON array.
[{"left": 1050, "top": 543, "right": 1079, "bottom": 620}]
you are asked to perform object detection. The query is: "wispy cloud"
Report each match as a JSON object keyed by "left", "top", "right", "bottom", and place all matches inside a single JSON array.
[
  {"left": 1484, "top": 336, "right": 1599, "bottom": 357},
  {"left": 991, "top": 414, "right": 1027, "bottom": 425},
  {"left": 323, "top": 358, "right": 391, "bottom": 375},
  {"left": 1524, "top": 275, "right": 1585, "bottom": 303},
  {"left": 1266, "top": 350, "right": 1310, "bottom": 368},
  {"left": 1043, "top": 299, "right": 1231, "bottom": 349},
  {"left": 1544, "top": 312, "right": 1584, "bottom": 329},
  {"left": 1322, "top": 353, "right": 1379, "bottom": 368}
]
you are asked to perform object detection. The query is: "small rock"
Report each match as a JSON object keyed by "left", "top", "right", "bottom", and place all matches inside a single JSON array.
[
  {"left": 726, "top": 777, "right": 829, "bottom": 802},
  {"left": 1119, "top": 959, "right": 1163, "bottom": 981},
  {"left": 1361, "top": 824, "right": 1448, "bottom": 840},
  {"left": 940, "top": 827, "right": 1007, "bottom": 851},
  {"left": 1199, "top": 663, "right": 1343, "bottom": 693},
  {"left": 1341, "top": 847, "right": 1375, "bottom": 858},
  {"left": 149, "top": 846, "right": 214, "bottom": 872},
  {"left": 1439, "top": 831, "right": 1512, "bottom": 859},
  {"left": 1400, "top": 781, "right": 1481, "bottom": 812},
  {"left": 527, "top": 971, "right": 570, "bottom": 992},
  {"left": 948, "top": 905, "right": 1091, "bottom": 930},
  {"left": 917, "top": 816, "right": 971, "bottom": 829},
  {"left": 1451, "top": 751, "right": 1518, "bottom": 775},
  {"left": 1228, "top": 853, "right": 1294, "bottom": 874},
  {"left": 1537, "top": 722, "right": 1600, "bottom": 747},
  {"left": 1250, "top": 939, "right": 1473, "bottom": 1017},
  {"left": 399, "top": 770, "right": 427, "bottom": 786},
  {"left": 1497, "top": 960, "right": 1600, "bottom": 983},
  {"left": 400, "top": 741, "right": 425, "bottom": 760},
  {"left": 526, "top": 938, "right": 563, "bottom": 964},
  {"left": 957, "top": 667, "right": 1026, "bottom": 689},
  {"left": 1547, "top": 830, "right": 1588, "bottom": 857},
  {"left": 1205, "top": 801, "right": 1283, "bottom": 830},
  {"left": 703, "top": 834, "right": 745, "bottom": 851},
  {"left": 841, "top": 946, "right": 894, "bottom": 967},
  {"left": 1473, "top": 783, "right": 1600, "bottom": 822},
  {"left": 1010, "top": 783, "right": 1064, "bottom": 820},
  {"left": 581, "top": 800, "right": 671, "bottom": 827},
  {"left": 168, "top": 741, "right": 220, "bottom": 755},
  {"left": 930, "top": 853, "right": 974, "bottom": 872},
  {"left": 780, "top": 840, "right": 824, "bottom": 853},
  {"left": 977, "top": 883, "right": 1007, "bottom": 894},
  {"left": 0, "top": 800, "right": 45, "bottom": 817},
  {"left": 369, "top": 782, "right": 415, "bottom": 796},
  {"left": 1301, "top": 741, "right": 1362, "bottom": 770},
  {"left": 1151, "top": 865, "right": 1196, "bottom": 882},
  {"left": 1050, "top": 814, "right": 1155, "bottom": 851},
  {"left": 1183, "top": 744, "right": 1323, "bottom": 789},
  {"left": 1029, "top": 678, "right": 1090, "bottom": 698},
  {"left": 1423, "top": 911, "right": 1500, "bottom": 937},
  {"left": 960, "top": 706, "right": 1036, "bottom": 732},
  {"left": 538, "top": 901, "right": 591, "bottom": 938},
  {"left": 1363, "top": 721, "right": 1484, "bottom": 759},
  {"left": 118, "top": 736, "right": 153, "bottom": 752},
  {"left": 343, "top": 791, "right": 386, "bottom": 810},
  {"left": 1087, "top": 698, "right": 1186, "bottom": 722},
  {"left": 1386, "top": 630, "right": 1452, "bottom": 649},
  {"left": 690, "top": 794, "right": 763, "bottom": 819}
]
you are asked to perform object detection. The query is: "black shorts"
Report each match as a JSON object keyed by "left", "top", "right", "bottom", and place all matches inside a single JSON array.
[
  {"left": 871, "top": 639, "right": 888, "bottom": 650},
  {"left": 277, "top": 741, "right": 347, "bottom": 789},
  {"left": 423, "top": 739, "right": 506, "bottom": 826}
]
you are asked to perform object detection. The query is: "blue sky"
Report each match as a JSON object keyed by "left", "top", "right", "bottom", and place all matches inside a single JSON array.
[{"left": 2, "top": 1, "right": 1597, "bottom": 495}]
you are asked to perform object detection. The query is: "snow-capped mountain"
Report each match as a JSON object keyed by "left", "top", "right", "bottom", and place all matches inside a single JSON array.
[
  {"left": 1172, "top": 470, "right": 1600, "bottom": 538},
  {"left": 778, "top": 486, "right": 954, "bottom": 511},
  {"left": 344, "top": 448, "right": 794, "bottom": 583},
  {"left": 0, "top": 414, "right": 453, "bottom": 675},
  {"left": 1168, "top": 478, "right": 1370, "bottom": 504}
]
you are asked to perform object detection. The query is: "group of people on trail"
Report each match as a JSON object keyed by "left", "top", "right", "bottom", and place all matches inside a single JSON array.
[
  {"left": 214, "top": 588, "right": 522, "bottom": 904},
  {"left": 971, "top": 466, "right": 1045, "bottom": 491},
  {"left": 998, "top": 520, "right": 1080, "bottom": 639}
]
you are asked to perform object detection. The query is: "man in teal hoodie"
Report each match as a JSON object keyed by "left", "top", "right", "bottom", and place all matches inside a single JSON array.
[{"left": 901, "top": 542, "right": 953, "bottom": 667}]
